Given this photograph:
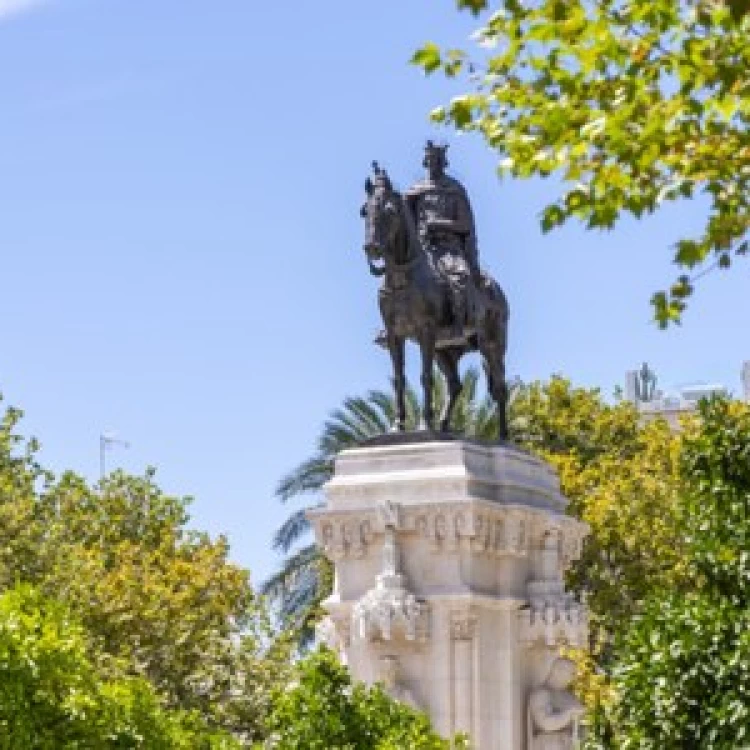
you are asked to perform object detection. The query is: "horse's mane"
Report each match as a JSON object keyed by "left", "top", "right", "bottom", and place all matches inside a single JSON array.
[{"left": 391, "top": 190, "right": 421, "bottom": 267}]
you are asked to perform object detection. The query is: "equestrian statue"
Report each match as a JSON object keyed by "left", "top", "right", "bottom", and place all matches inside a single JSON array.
[{"left": 361, "top": 142, "right": 510, "bottom": 440}]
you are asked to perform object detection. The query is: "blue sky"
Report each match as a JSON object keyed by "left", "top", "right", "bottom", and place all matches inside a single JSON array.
[{"left": 1, "top": 0, "right": 747, "bottom": 585}]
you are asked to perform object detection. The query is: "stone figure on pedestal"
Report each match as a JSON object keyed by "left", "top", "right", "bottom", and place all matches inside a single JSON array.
[{"left": 527, "top": 657, "right": 584, "bottom": 750}]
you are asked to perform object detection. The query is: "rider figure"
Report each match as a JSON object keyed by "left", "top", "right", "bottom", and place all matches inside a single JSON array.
[{"left": 405, "top": 141, "right": 481, "bottom": 338}]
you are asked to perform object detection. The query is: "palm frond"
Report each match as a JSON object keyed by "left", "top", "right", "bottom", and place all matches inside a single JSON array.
[
  {"left": 275, "top": 456, "right": 333, "bottom": 503},
  {"left": 261, "top": 543, "right": 319, "bottom": 601},
  {"left": 405, "top": 386, "right": 421, "bottom": 428},
  {"left": 342, "top": 395, "right": 392, "bottom": 435},
  {"left": 272, "top": 508, "right": 312, "bottom": 553},
  {"left": 367, "top": 389, "right": 397, "bottom": 425},
  {"left": 473, "top": 396, "right": 499, "bottom": 441}
]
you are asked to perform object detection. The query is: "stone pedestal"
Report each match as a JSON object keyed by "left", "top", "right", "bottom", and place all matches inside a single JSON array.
[{"left": 308, "top": 438, "right": 588, "bottom": 749}]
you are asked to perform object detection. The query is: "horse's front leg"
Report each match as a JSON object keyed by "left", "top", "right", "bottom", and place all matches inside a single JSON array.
[
  {"left": 388, "top": 332, "right": 407, "bottom": 431},
  {"left": 418, "top": 328, "right": 436, "bottom": 431},
  {"left": 436, "top": 348, "right": 463, "bottom": 433}
]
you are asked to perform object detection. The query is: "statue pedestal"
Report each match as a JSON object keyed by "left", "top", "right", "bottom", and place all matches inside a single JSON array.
[{"left": 309, "top": 438, "right": 588, "bottom": 749}]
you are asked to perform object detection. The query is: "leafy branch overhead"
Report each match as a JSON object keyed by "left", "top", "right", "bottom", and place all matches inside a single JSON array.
[{"left": 413, "top": 0, "right": 750, "bottom": 326}]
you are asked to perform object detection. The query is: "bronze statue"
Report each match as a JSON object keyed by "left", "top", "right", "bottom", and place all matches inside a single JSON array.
[
  {"left": 361, "top": 144, "right": 510, "bottom": 439},
  {"left": 405, "top": 142, "right": 480, "bottom": 339}
]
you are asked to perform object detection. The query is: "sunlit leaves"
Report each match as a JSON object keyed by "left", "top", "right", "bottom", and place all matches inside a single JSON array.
[
  {"left": 417, "top": 0, "right": 750, "bottom": 325},
  {"left": 411, "top": 42, "right": 442, "bottom": 74},
  {"left": 266, "top": 648, "right": 464, "bottom": 749},
  {"left": 0, "top": 395, "right": 286, "bottom": 742},
  {"left": 589, "top": 399, "right": 750, "bottom": 747},
  {"left": 0, "top": 585, "right": 240, "bottom": 748}
]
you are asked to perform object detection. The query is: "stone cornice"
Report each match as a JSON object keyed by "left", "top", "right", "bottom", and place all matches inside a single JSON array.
[
  {"left": 308, "top": 500, "right": 587, "bottom": 567},
  {"left": 325, "top": 440, "right": 567, "bottom": 513}
]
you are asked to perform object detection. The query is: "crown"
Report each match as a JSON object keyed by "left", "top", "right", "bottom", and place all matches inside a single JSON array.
[{"left": 424, "top": 140, "right": 448, "bottom": 165}]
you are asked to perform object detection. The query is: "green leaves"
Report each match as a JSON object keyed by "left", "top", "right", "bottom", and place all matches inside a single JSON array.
[
  {"left": 411, "top": 42, "right": 442, "bottom": 74},
  {"left": 589, "top": 399, "right": 750, "bottom": 748},
  {"left": 266, "top": 648, "right": 461, "bottom": 749},
  {"left": 418, "top": 0, "right": 750, "bottom": 325},
  {"left": 0, "top": 396, "right": 285, "bottom": 743},
  {"left": 0, "top": 584, "right": 241, "bottom": 749},
  {"left": 456, "top": 0, "right": 487, "bottom": 15}
]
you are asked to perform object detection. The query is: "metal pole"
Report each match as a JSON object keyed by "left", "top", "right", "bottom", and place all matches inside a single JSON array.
[
  {"left": 100, "top": 434, "right": 106, "bottom": 481},
  {"left": 100, "top": 433, "right": 130, "bottom": 482}
]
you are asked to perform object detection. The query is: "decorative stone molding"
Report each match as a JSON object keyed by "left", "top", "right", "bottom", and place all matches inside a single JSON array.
[
  {"left": 414, "top": 509, "right": 460, "bottom": 553},
  {"left": 306, "top": 440, "right": 591, "bottom": 749},
  {"left": 410, "top": 504, "right": 534, "bottom": 558},
  {"left": 310, "top": 513, "right": 376, "bottom": 560},
  {"left": 560, "top": 524, "right": 586, "bottom": 569},
  {"left": 352, "top": 582, "right": 430, "bottom": 643},
  {"left": 450, "top": 610, "right": 478, "bottom": 641},
  {"left": 518, "top": 597, "right": 588, "bottom": 648},
  {"left": 521, "top": 527, "right": 589, "bottom": 648},
  {"left": 351, "top": 522, "right": 430, "bottom": 644},
  {"left": 316, "top": 614, "right": 352, "bottom": 652}
]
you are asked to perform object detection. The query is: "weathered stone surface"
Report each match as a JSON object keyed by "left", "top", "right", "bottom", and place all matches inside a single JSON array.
[{"left": 309, "top": 439, "right": 588, "bottom": 749}]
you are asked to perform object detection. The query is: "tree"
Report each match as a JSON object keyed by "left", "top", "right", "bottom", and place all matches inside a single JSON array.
[
  {"left": 263, "top": 647, "right": 465, "bottom": 750},
  {"left": 509, "top": 379, "right": 684, "bottom": 645},
  {"left": 588, "top": 398, "right": 750, "bottom": 748},
  {"left": 0, "top": 394, "right": 292, "bottom": 742},
  {"left": 413, "top": 0, "right": 750, "bottom": 325},
  {"left": 0, "top": 584, "right": 239, "bottom": 749}
]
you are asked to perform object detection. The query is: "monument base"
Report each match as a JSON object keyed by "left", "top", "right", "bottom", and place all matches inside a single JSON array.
[{"left": 309, "top": 438, "right": 588, "bottom": 749}]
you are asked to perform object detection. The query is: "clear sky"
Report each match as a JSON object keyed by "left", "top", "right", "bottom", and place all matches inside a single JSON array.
[{"left": 1, "top": 0, "right": 747, "bottom": 586}]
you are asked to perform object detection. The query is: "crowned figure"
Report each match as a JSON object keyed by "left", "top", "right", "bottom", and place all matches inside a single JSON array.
[{"left": 405, "top": 141, "right": 482, "bottom": 340}]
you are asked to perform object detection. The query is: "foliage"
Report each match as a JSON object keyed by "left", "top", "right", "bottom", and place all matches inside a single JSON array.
[
  {"left": 0, "top": 584, "right": 239, "bottom": 750},
  {"left": 0, "top": 394, "right": 293, "bottom": 742},
  {"left": 414, "top": 0, "right": 750, "bottom": 325},
  {"left": 511, "top": 379, "right": 685, "bottom": 643},
  {"left": 41, "top": 470, "right": 257, "bottom": 724},
  {"left": 587, "top": 398, "right": 750, "bottom": 748},
  {"left": 263, "top": 647, "right": 464, "bottom": 750}
]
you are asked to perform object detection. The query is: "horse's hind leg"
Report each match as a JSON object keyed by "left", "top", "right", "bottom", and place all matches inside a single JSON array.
[
  {"left": 479, "top": 319, "right": 509, "bottom": 441},
  {"left": 436, "top": 347, "right": 462, "bottom": 433},
  {"left": 388, "top": 334, "right": 407, "bottom": 431}
]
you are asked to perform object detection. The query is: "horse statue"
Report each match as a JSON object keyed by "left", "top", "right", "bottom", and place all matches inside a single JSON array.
[{"left": 361, "top": 162, "right": 510, "bottom": 440}]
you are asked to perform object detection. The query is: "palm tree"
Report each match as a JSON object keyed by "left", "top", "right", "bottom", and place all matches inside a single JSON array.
[{"left": 262, "top": 368, "right": 512, "bottom": 638}]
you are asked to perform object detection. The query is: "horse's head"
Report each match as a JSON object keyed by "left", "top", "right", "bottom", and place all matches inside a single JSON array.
[{"left": 361, "top": 162, "right": 403, "bottom": 276}]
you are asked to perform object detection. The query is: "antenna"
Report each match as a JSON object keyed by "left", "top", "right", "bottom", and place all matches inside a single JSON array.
[{"left": 100, "top": 432, "right": 130, "bottom": 481}]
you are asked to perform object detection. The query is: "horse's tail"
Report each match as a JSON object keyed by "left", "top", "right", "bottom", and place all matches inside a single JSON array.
[{"left": 483, "top": 278, "right": 510, "bottom": 324}]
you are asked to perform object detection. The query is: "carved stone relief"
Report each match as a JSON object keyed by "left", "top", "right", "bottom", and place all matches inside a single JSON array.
[
  {"left": 527, "top": 657, "right": 584, "bottom": 749},
  {"left": 450, "top": 610, "right": 478, "bottom": 641},
  {"left": 352, "top": 585, "right": 430, "bottom": 643},
  {"left": 316, "top": 515, "right": 375, "bottom": 560}
]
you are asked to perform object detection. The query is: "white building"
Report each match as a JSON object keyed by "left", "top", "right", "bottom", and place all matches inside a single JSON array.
[{"left": 625, "top": 361, "right": 750, "bottom": 428}]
